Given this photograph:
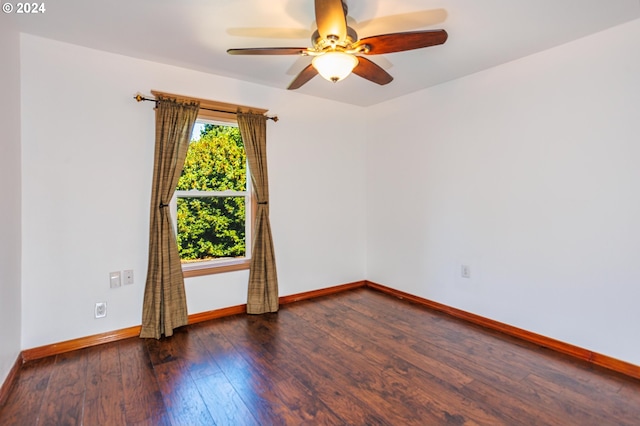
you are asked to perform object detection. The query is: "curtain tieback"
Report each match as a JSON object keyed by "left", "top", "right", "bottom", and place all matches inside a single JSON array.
[
  {"left": 159, "top": 203, "right": 169, "bottom": 208},
  {"left": 258, "top": 202, "right": 268, "bottom": 205}
]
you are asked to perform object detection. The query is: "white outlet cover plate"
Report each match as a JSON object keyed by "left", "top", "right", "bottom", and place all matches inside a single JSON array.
[
  {"left": 461, "top": 265, "right": 471, "bottom": 278},
  {"left": 95, "top": 302, "right": 107, "bottom": 318},
  {"left": 123, "top": 269, "right": 134, "bottom": 285}
]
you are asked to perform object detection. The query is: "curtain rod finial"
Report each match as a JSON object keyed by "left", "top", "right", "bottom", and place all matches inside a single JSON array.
[{"left": 134, "top": 93, "right": 145, "bottom": 102}]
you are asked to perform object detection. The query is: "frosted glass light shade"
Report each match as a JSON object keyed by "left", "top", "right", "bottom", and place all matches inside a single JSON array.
[{"left": 312, "top": 51, "right": 358, "bottom": 83}]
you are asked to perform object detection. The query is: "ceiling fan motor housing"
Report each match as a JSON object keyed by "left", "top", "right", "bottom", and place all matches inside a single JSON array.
[{"left": 311, "top": 26, "right": 358, "bottom": 51}]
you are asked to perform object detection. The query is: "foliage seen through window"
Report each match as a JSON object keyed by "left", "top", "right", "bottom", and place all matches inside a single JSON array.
[{"left": 176, "top": 124, "right": 248, "bottom": 262}]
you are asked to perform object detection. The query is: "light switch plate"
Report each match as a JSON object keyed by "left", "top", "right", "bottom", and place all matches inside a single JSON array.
[{"left": 110, "top": 271, "right": 121, "bottom": 288}]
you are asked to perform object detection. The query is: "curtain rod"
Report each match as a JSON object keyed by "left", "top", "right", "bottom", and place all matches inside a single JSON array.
[{"left": 134, "top": 94, "right": 278, "bottom": 122}]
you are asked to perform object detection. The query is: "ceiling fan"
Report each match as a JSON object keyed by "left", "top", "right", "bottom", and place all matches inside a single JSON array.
[{"left": 227, "top": 0, "right": 448, "bottom": 90}]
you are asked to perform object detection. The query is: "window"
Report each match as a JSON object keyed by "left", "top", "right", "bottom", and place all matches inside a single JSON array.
[
  {"left": 172, "top": 120, "right": 253, "bottom": 277},
  {"left": 151, "top": 90, "right": 268, "bottom": 277}
]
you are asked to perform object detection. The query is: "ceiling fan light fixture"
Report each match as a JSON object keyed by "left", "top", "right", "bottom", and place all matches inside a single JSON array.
[{"left": 312, "top": 51, "right": 358, "bottom": 83}]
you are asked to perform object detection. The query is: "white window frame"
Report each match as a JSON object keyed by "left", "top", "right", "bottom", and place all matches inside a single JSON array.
[{"left": 171, "top": 119, "right": 253, "bottom": 277}]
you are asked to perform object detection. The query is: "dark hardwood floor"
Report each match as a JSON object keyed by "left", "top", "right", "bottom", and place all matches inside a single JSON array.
[{"left": 1, "top": 288, "right": 639, "bottom": 425}]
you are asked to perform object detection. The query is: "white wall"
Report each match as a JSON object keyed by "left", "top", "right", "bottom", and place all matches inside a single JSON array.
[
  {"left": 20, "top": 34, "right": 366, "bottom": 349},
  {"left": 366, "top": 19, "right": 640, "bottom": 365},
  {"left": 0, "top": 18, "right": 23, "bottom": 385}
]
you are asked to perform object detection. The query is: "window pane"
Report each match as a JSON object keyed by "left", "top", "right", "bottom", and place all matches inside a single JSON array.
[
  {"left": 178, "top": 124, "right": 246, "bottom": 192},
  {"left": 177, "top": 196, "right": 246, "bottom": 261},
  {"left": 175, "top": 122, "right": 251, "bottom": 267}
]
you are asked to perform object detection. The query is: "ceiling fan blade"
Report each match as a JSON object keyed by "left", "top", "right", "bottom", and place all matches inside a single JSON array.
[
  {"left": 287, "top": 64, "right": 318, "bottom": 90},
  {"left": 226, "top": 27, "right": 311, "bottom": 39},
  {"left": 355, "top": 29, "right": 448, "bottom": 55},
  {"left": 354, "top": 9, "right": 448, "bottom": 36},
  {"left": 352, "top": 57, "right": 393, "bottom": 86},
  {"left": 315, "top": 0, "right": 347, "bottom": 41},
  {"left": 227, "top": 47, "right": 309, "bottom": 55}
]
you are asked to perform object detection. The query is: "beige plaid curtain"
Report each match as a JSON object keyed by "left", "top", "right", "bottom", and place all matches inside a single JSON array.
[
  {"left": 140, "top": 96, "right": 200, "bottom": 339},
  {"left": 238, "top": 113, "right": 279, "bottom": 314}
]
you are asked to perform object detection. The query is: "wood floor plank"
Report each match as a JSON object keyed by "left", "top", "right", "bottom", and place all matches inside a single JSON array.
[
  {"left": 83, "top": 342, "right": 126, "bottom": 426},
  {"left": 348, "top": 295, "right": 640, "bottom": 424},
  {"left": 287, "top": 298, "right": 508, "bottom": 425},
  {"left": 194, "top": 370, "right": 260, "bottom": 426},
  {"left": 519, "top": 373, "right": 607, "bottom": 423},
  {"left": 328, "top": 304, "right": 527, "bottom": 423},
  {"left": 359, "top": 289, "right": 635, "bottom": 402},
  {"left": 330, "top": 295, "right": 477, "bottom": 387},
  {"left": 146, "top": 325, "right": 256, "bottom": 424},
  {"left": 0, "top": 358, "right": 56, "bottom": 425},
  {"left": 524, "top": 372, "right": 640, "bottom": 425},
  {"left": 619, "top": 379, "right": 640, "bottom": 400},
  {"left": 152, "top": 359, "right": 215, "bottom": 426},
  {"left": 38, "top": 351, "right": 88, "bottom": 426},
  {"left": 329, "top": 290, "right": 640, "bottom": 425},
  {"left": 253, "top": 310, "right": 401, "bottom": 425},
  {"left": 234, "top": 312, "right": 395, "bottom": 425},
  {"left": 215, "top": 313, "right": 346, "bottom": 425},
  {"left": 347, "top": 289, "right": 640, "bottom": 425},
  {"left": 193, "top": 317, "right": 307, "bottom": 425},
  {"left": 118, "top": 338, "right": 170, "bottom": 426},
  {"left": 332, "top": 293, "right": 570, "bottom": 423},
  {"left": 277, "top": 305, "right": 448, "bottom": 424},
  {"left": 146, "top": 326, "right": 222, "bottom": 378},
  {"left": 350, "top": 290, "right": 563, "bottom": 381}
]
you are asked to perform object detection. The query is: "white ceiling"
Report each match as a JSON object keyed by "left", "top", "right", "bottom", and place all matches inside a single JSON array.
[{"left": 8, "top": 0, "right": 640, "bottom": 106}]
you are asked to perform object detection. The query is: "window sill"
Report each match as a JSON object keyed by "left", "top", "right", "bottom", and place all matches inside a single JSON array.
[{"left": 182, "top": 258, "right": 250, "bottom": 278}]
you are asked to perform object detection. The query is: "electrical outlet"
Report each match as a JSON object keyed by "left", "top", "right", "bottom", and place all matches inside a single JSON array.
[
  {"left": 461, "top": 264, "right": 471, "bottom": 279},
  {"left": 95, "top": 302, "right": 107, "bottom": 318},
  {"left": 123, "top": 269, "right": 134, "bottom": 285},
  {"left": 110, "top": 271, "right": 121, "bottom": 288}
]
